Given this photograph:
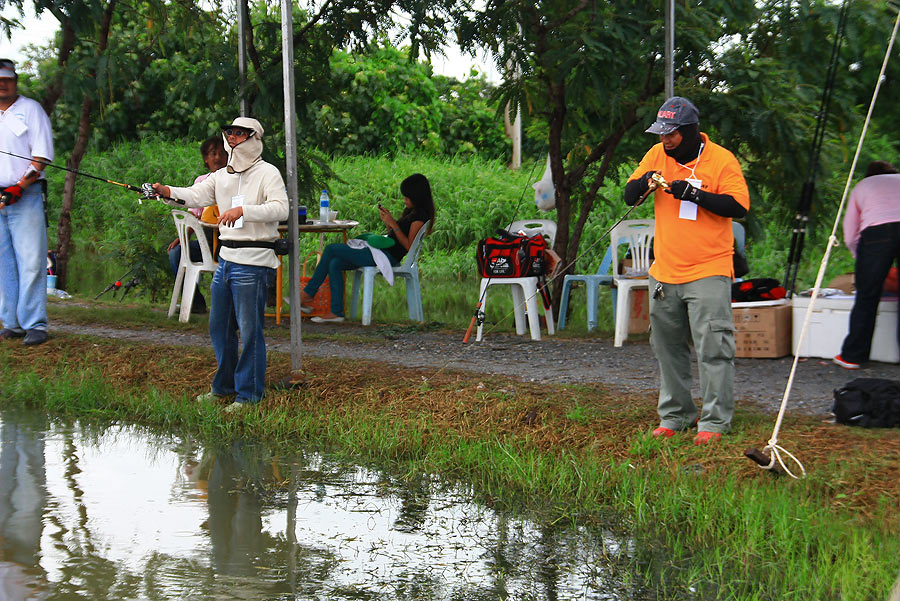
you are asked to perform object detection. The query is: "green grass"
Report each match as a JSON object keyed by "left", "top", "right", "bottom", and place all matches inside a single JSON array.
[{"left": 1, "top": 336, "right": 898, "bottom": 600}]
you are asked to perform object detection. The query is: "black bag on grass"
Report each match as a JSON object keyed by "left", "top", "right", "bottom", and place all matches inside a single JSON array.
[{"left": 832, "top": 378, "right": 900, "bottom": 428}]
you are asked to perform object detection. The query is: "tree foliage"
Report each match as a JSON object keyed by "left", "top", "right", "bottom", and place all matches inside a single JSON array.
[{"left": 454, "top": 0, "right": 900, "bottom": 308}]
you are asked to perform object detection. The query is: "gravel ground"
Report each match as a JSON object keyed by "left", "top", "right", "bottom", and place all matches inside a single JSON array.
[{"left": 51, "top": 320, "right": 900, "bottom": 418}]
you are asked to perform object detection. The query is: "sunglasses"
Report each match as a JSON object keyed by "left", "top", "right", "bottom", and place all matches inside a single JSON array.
[{"left": 223, "top": 128, "right": 252, "bottom": 138}]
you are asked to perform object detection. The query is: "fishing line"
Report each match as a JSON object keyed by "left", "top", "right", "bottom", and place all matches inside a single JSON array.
[{"left": 0, "top": 149, "right": 183, "bottom": 204}]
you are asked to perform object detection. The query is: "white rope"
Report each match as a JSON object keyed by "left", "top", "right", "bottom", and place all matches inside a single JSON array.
[{"left": 761, "top": 6, "right": 900, "bottom": 479}]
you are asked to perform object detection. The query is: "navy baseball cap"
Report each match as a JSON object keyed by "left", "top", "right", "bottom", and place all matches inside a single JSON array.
[{"left": 645, "top": 96, "right": 699, "bottom": 135}]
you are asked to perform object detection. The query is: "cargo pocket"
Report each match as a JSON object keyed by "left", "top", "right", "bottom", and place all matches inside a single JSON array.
[{"left": 700, "top": 319, "right": 736, "bottom": 361}]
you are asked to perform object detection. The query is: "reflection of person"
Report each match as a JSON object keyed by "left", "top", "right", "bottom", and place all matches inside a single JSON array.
[
  {"left": 624, "top": 96, "right": 750, "bottom": 445},
  {"left": 0, "top": 418, "right": 49, "bottom": 598},
  {"left": 300, "top": 173, "right": 435, "bottom": 323},
  {"left": 834, "top": 161, "right": 900, "bottom": 370},
  {"left": 152, "top": 117, "right": 289, "bottom": 412},
  {"left": 185, "top": 444, "right": 265, "bottom": 577},
  {"left": 166, "top": 136, "right": 227, "bottom": 314},
  {"left": 0, "top": 58, "right": 54, "bottom": 346}
]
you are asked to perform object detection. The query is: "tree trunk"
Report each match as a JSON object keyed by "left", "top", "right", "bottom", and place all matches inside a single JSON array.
[
  {"left": 40, "top": 19, "right": 76, "bottom": 115},
  {"left": 546, "top": 82, "right": 569, "bottom": 314},
  {"left": 53, "top": 0, "right": 117, "bottom": 289},
  {"left": 54, "top": 96, "right": 93, "bottom": 290}
]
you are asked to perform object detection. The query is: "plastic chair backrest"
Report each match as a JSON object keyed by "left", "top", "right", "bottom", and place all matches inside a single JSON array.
[
  {"left": 596, "top": 245, "right": 615, "bottom": 276},
  {"left": 609, "top": 219, "right": 655, "bottom": 277},
  {"left": 507, "top": 219, "right": 557, "bottom": 247},
  {"left": 400, "top": 220, "right": 431, "bottom": 270},
  {"left": 172, "top": 209, "right": 216, "bottom": 268}
]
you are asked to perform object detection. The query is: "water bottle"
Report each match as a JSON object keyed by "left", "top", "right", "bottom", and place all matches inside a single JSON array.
[{"left": 319, "top": 190, "right": 330, "bottom": 223}]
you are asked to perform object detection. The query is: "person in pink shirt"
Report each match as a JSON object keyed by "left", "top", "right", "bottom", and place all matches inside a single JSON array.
[{"left": 834, "top": 160, "right": 900, "bottom": 369}]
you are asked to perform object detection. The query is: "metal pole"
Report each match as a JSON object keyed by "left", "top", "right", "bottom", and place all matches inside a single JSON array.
[
  {"left": 281, "top": 0, "right": 303, "bottom": 376},
  {"left": 237, "top": 0, "right": 248, "bottom": 116},
  {"left": 665, "top": 0, "right": 674, "bottom": 98}
]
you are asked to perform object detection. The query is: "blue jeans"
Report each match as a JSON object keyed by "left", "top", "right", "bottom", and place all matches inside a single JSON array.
[
  {"left": 303, "top": 243, "right": 397, "bottom": 316},
  {"left": 840, "top": 222, "right": 900, "bottom": 363},
  {"left": 168, "top": 240, "right": 204, "bottom": 275},
  {"left": 209, "top": 260, "right": 274, "bottom": 403},
  {"left": 0, "top": 185, "right": 47, "bottom": 332}
]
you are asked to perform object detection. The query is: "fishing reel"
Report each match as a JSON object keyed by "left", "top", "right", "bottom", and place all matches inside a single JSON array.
[
  {"left": 649, "top": 172, "right": 668, "bottom": 190},
  {"left": 140, "top": 183, "right": 159, "bottom": 200},
  {"left": 635, "top": 172, "right": 669, "bottom": 206}
]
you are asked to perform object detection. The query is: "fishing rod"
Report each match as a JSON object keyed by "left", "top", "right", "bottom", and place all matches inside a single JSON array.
[
  {"left": 94, "top": 268, "right": 135, "bottom": 300},
  {"left": 0, "top": 149, "right": 183, "bottom": 204}
]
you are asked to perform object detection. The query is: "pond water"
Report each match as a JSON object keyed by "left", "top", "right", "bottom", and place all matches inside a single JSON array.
[{"left": 0, "top": 407, "right": 659, "bottom": 600}]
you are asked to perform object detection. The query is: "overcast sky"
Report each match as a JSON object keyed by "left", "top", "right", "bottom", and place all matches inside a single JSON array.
[{"left": 0, "top": 5, "right": 499, "bottom": 82}]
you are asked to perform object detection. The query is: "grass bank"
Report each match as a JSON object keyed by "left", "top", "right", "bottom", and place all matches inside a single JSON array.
[{"left": 1, "top": 333, "right": 898, "bottom": 600}]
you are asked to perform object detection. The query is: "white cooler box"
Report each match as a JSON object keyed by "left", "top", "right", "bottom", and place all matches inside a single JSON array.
[{"left": 792, "top": 295, "right": 899, "bottom": 363}]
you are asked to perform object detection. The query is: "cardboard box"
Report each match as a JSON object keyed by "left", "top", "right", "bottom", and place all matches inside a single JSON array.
[
  {"left": 732, "top": 300, "right": 792, "bottom": 358},
  {"left": 628, "top": 288, "right": 650, "bottom": 334},
  {"left": 792, "top": 296, "right": 899, "bottom": 362}
]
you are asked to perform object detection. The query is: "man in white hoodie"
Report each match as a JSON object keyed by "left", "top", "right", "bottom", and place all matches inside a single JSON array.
[{"left": 152, "top": 117, "right": 289, "bottom": 412}]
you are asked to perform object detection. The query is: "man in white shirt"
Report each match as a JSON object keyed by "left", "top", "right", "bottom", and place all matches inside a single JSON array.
[
  {"left": 152, "top": 117, "right": 289, "bottom": 412},
  {"left": 0, "top": 59, "right": 54, "bottom": 346}
]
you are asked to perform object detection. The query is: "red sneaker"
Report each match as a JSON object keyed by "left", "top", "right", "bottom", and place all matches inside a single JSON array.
[
  {"left": 652, "top": 427, "right": 676, "bottom": 438},
  {"left": 694, "top": 431, "right": 722, "bottom": 445},
  {"left": 833, "top": 355, "right": 860, "bottom": 370}
]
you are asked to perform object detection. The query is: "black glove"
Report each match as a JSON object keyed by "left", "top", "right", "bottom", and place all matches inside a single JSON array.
[
  {"left": 0, "top": 184, "right": 23, "bottom": 207},
  {"left": 668, "top": 179, "right": 702, "bottom": 202},
  {"left": 637, "top": 171, "right": 658, "bottom": 194}
]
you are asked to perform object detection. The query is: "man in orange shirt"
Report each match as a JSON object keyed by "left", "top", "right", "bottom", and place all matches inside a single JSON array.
[{"left": 624, "top": 96, "right": 750, "bottom": 445}]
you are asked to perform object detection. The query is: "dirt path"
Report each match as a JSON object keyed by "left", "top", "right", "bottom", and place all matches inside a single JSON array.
[{"left": 51, "top": 320, "right": 900, "bottom": 417}]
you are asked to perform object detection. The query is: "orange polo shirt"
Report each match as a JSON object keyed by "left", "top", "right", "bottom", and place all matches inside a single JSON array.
[{"left": 628, "top": 133, "right": 750, "bottom": 284}]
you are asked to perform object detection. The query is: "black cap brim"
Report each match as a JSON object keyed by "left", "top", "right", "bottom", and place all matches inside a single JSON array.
[{"left": 645, "top": 121, "right": 678, "bottom": 135}]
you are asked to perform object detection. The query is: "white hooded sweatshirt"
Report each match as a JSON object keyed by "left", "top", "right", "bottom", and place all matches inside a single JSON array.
[{"left": 169, "top": 117, "right": 289, "bottom": 269}]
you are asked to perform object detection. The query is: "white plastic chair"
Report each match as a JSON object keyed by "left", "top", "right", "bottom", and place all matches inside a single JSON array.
[
  {"left": 168, "top": 209, "right": 218, "bottom": 323},
  {"left": 350, "top": 220, "right": 431, "bottom": 326},
  {"left": 476, "top": 219, "right": 557, "bottom": 342},
  {"left": 611, "top": 219, "right": 655, "bottom": 347}
]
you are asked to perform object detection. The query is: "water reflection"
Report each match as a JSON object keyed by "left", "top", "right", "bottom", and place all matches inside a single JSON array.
[
  {"left": 0, "top": 413, "right": 49, "bottom": 600},
  {"left": 0, "top": 408, "right": 655, "bottom": 600}
]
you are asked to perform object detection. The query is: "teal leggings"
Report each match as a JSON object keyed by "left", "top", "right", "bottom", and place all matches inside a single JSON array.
[{"left": 303, "top": 243, "right": 398, "bottom": 316}]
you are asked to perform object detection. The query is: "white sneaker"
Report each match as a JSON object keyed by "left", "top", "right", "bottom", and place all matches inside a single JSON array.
[
  {"left": 195, "top": 391, "right": 231, "bottom": 403},
  {"left": 223, "top": 401, "right": 249, "bottom": 414},
  {"left": 311, "top": 315, "right": 344, "bottom": 323}
]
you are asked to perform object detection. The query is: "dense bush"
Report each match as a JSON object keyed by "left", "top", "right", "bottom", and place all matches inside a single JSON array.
[
  {"left": 305, "top": 45, "right": 510, "bottom": 159},
  {"left": 50, "top": 139, "right": 857, "bottom": 303}
]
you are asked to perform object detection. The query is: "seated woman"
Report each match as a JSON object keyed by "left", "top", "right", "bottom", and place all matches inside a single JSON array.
[{"left": 301, "top": 173, "right": 434, "bottom": 323}]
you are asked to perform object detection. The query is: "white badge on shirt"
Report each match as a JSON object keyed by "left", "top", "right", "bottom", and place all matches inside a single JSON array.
[
  {"left": 230, "top": 194, "right": 245, "bottom": 229},
  {"left": 677, "top": 178, "right": 703, "bottom": 221}
]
